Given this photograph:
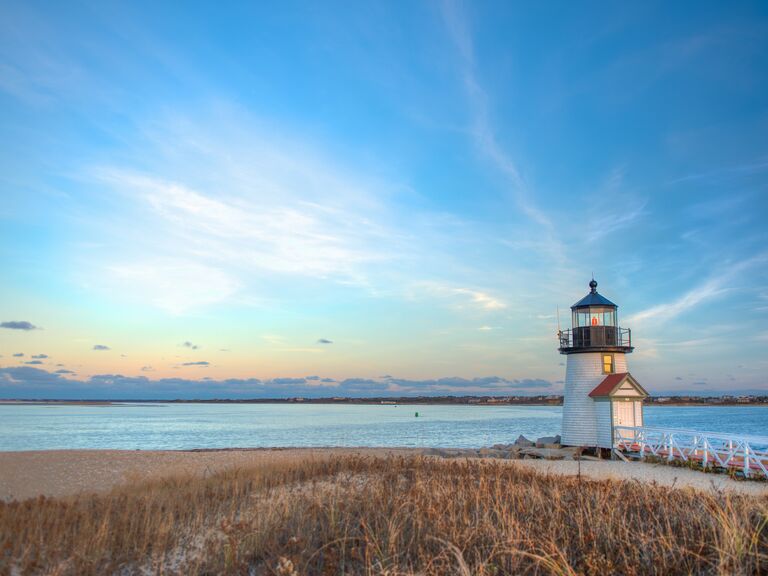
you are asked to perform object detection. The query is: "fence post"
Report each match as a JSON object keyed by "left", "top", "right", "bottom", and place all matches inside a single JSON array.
[
  {"left": 667, "top": 434, "right": 674, "bottom": 462},
  {"left": 744, "top": 443, "right": 750, "bottom": 478},
  {"left": 703, "top": 438, "right": 708, "bottom": 470}
]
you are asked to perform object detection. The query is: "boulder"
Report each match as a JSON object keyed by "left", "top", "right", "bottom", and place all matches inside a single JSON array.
[
  {"left": 478, "top": 448, "right": 510, "bottom": 459},
  {"left": 514, "top": 435, "right": 535, "bottom": 447},
  {"left": 535, "top": 435, "right": 562, "bottom": 448}
]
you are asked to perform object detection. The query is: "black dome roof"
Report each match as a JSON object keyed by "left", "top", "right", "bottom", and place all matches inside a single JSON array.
[{"left": 571, "top": 279, "right": 617, "bottom": 309}]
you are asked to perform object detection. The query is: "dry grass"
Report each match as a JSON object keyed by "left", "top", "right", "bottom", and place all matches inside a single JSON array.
[{"left": 1, "top": 456, "right": 766, "bottom": 575}]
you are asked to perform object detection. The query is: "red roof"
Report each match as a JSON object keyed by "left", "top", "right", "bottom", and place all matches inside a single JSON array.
[{"left": 589, "top": 373, "right": 630, "bottom": 397}]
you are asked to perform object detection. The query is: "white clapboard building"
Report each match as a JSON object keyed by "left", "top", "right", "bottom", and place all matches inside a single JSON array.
[{"left": 558, "top": 280, "right": 648, "bottom": 448}]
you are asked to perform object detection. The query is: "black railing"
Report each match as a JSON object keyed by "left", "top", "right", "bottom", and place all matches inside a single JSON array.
[{"left": 558, "top": 326, "right": 632, "bottom": 350}]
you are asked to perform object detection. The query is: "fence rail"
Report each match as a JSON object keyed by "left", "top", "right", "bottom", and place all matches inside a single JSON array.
[{"left": 613, "top": 425, "right": 768, "bottom": 479}]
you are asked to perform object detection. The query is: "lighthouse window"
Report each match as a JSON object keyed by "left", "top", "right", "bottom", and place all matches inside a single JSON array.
[{"left": 602, "top": 354, "right": 615, "bottom": 374}]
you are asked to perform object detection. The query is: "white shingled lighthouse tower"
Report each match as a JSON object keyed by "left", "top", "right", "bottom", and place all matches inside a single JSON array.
[{"left": 558, "top": 279, "right": 648, "bottom": 449}]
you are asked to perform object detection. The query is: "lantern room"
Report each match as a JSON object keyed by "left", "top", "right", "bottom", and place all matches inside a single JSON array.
[{"left": 559, "top": 279, "right": 633, "bottom": 353}]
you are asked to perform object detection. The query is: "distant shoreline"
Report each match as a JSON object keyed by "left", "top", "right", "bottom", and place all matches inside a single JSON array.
[{"left": 1, "top": 398, "right": 767, "bottom": 407}]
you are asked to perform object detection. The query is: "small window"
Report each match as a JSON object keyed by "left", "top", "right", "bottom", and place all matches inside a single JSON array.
[{"left": 602, "top": 354, "right": 614, "bottom": 374}]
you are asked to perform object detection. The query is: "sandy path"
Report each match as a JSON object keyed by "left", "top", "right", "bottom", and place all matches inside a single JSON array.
[
  {"left": 0, "top": 448, "right": 416, "bottom": 501},
  {"left": 1, "top": 449, "right": 765, "bottom": 501},
  {"left": 509, "top": 458, "right": 768, "bottom": 497}
]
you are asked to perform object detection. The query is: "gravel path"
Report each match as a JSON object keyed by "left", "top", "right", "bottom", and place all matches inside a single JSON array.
[{"left": 1, "top": 448, "right": 765, "bottom": 501}]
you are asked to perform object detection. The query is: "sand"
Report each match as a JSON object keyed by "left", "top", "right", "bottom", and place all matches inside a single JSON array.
[{"left": 0, "top": 448, "right": 765, "bottom": 501}]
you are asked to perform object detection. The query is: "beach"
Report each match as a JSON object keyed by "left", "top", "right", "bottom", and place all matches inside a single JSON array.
[{"left": 2, "top": 448, "right": 766, "bottom": 501}]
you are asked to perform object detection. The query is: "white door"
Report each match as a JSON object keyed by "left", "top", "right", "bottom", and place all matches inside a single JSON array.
[{"left": 613, "top": 401, "right": 635, "bottom": 428}]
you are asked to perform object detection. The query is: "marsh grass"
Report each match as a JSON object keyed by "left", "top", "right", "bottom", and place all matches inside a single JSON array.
[{"left": 1, "top": 456, "right": 766, "bottom": 575}]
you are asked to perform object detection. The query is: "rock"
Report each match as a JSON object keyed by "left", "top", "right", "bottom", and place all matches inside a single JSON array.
[
  {"left": 514, "top": 435, "right": 535, "bottom": 447},
  {"left": 479, "top": 448, "right": 511, "bottom": 459},
  {"left": 520, "top": 447, "right": 578, "bottom": 461},
  {"left": 424, "top": 448, "right": 469, "bottom": 458},
  {"left": 492, "top": 443, "right": 514, "bottom": 451},
  {"left": 535, "top": 435, "right": 562, "bottom": 448}
]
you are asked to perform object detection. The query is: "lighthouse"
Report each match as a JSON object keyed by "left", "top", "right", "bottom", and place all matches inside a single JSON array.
[{"left": 558, "top": 279, "right": 648, "bottom": 448}]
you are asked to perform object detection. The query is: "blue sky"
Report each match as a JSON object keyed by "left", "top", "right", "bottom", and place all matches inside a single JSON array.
[{"left": 1, "top": 0, "right": 767, "bottom": 398}]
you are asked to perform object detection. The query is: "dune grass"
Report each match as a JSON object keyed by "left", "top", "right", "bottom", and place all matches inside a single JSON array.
[{"left": 1, "top": 455, "right": 766, "bottom": 575}]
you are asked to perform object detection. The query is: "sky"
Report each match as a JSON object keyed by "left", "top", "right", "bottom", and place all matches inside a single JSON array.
[{"left": 1, "top": 1, "right": 767, "bottom": 399}]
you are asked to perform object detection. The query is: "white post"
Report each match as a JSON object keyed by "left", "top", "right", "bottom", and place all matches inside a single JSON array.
[
  {"left": 703, "top": 438, "right": 709, "bottom": 470},
  {"left": 744, "top": 443, "right": 750, "bottom": 478},
  {"left": 667, "top": 433, "right": 674, "bottom": 462}
]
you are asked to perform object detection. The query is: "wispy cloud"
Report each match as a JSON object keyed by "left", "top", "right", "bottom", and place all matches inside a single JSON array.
[
  {"left": 666, "top": 157, "right": 768, "bottom": 185},
  {"left": 452, "top": 288, "right": 506, "bottom": 310},
  {"left": 440, "top": 0, "right": 562, "bottom": 261},
  {"left": 586, "top": 201, "right": 647, "bottom": 243},
  {"left": 316, "top": 339, "right": 334, "bottom": 345},
  {"left": 181, "top": 361, "right": 209, "bottom": 366},
  {"left": 92, "top": 344, "right": 111, "bottom": 351},
  {"left": 107, "top": 260, "right": 240, "bottom": 315},
  {"left": 79, "top": 105, "right": 426, "bottom": 313},
  {"left": 627, "top": 254, "right": 768, "bottom": 324},
  {"left": 181, "top": 341, "right": 199, "bottom": 350},
  {"left": 419, "top": 282, "right": 506, "bottom": 311}
]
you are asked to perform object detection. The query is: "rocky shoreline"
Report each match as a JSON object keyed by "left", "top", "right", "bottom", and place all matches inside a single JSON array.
[{"left": 425, "top": 434, "right": 582, "bottom": 461}]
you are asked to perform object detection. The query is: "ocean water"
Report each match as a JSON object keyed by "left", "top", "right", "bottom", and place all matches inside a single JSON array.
[{"left": 0, "top": 403, "right": 766, "bottom": 451}]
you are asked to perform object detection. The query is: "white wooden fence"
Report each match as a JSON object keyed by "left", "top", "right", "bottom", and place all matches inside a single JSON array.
[{"left": 613, "top": 425, "right": 768, "bottom": 479}]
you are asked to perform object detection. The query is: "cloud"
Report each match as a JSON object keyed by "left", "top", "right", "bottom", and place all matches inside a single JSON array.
[
  {"left": 92, "top": 344, "right": 111, "bottom": 351},
  {"left": 55, "top": 369, "right": 75, "bottom": 374},
  {"left": 12, "top": 353, "right": 24, "bottom": 357},
  {"left": 181, "top": 361, "right": 210, "bottom": 366},
  {"left": 586, "top": 202, "right": 647, "bottom": 243},
  {"left": 420, "top": 283, "right": 506, "bottom": 311},
  {"left": 627, "top": 254, "right": 768, "bottom": 325},
  {"left": 382, "top": 376, "right": 553, "bottom": 394},
  {"left": 107, "top": 260, "right": 239, "bottom": 315},
  {"left": 31, "top": 354, "right": 48, "bottom": 359},
  {"left": 316, "top": 338, "right": 333, "bottom": 344},
  {"left": 0, "top": 367, "right": 556, "bottom": 399},
  {"left": 86, "top": 107, "right": 408, "bottom": 314},
  {"left": 675, "top": 376, "right": 683, "bottom": 380},
  {"left": 1, "top": 321, "right": 39, "bottom": 330},
  {"left": 24, "top": 360, "right": 43, "bottom": 365},
  {"left": 666, "top": 158, "right": 768, "bottom": 185},
  {"left": 439, "top": 0, "right": 563, "bottom": 261},
  {"left": 450, "top": 288, "right": 506, "bottom": 310},
  {"left": 269, "top": 377, "right": 306, "bottom": 385},
  {"left": 141, "top": 366, "right": 154, "bottom": 372},
  {"left": 181, "top": 341, "right": 199, "bottom": 350}
]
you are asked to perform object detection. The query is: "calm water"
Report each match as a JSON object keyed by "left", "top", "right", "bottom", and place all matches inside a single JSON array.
[{"left": 0, "top": 403, "right": 766, "bottom": 451}]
